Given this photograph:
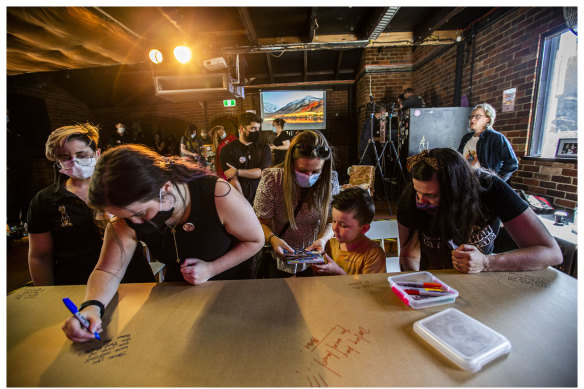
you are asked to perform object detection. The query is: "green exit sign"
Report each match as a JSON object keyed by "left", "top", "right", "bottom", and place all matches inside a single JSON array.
[{"left": 223, "top": 99, "right": 236, "bottom": 107}]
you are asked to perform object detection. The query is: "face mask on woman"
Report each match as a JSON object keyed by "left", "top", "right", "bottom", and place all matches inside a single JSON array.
[
  {"left": 295, "top": 170, "right": 321, "bottom": 188},
  {"left": 125, "top": 189, "right": 175, "bottom": 234},
  {"left": 59, "top": 158, "right": 96, "bottom": 180},
  {"left": 219, "top": 132, "right": 227, "bottom": 140}
]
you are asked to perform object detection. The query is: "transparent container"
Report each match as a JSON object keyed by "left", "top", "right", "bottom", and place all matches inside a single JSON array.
[
  {"left": 387, "top": 271, "right": 458, "bottom": 309},
  {"left": 414, "top": 308, "right": 512, "bottom": 372}
]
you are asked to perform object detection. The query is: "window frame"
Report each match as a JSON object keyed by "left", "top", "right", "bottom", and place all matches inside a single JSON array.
[{"left": 528, "top": 25, "right": 577, "bottom": 162}]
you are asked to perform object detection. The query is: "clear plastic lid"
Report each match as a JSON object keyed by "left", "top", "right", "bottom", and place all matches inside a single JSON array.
[{"left": 414, "top": 308, "right": 512, "bottom": 372}]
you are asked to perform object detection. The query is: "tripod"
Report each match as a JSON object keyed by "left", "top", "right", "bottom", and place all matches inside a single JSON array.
[
  {"left": 359, "top": 101, "right": 392, "bottom": 212},
  {"left": 377, "top": 108, "right": 406, "bottom": 215}
]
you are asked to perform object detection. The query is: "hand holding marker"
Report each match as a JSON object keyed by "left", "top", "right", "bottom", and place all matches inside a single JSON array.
[{"left": 62, "top": 298, "right": 101, "bottom": 340}]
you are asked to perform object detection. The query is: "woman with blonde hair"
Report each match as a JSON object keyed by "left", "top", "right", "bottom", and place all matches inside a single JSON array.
[
  {"left": 254, "top": 130, "right": 339, "bottom": 277},
  {"left": 27, "top": 123, "right": 153, "bottom": 285}
]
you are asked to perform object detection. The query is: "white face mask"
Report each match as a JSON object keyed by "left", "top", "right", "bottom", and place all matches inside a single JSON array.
[
  {"left": 219, "top": 132, "right": 227, "bottom": 139},
  {"left": 190, "top": 133, "right": 197, "bottom": 138},
  {"left": 59, "top": 158, "right": 97, "bottom": 180},
  {"left": 117, "top": 127, "right": 125, "bottom": 135}
]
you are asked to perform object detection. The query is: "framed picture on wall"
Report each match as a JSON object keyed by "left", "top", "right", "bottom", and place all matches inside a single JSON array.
[{"left": 555, "top": 138, "right": 578, "bottom": 158}]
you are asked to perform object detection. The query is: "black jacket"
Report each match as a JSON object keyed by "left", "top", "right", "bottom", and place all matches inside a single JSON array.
[{"left": 458, "top": 128, "right": 518, "bottom": 181}]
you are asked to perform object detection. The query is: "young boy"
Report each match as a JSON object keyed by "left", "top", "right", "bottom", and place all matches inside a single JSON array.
[{"left": 312, "top": 187, "right": 386, "bottom": 275}]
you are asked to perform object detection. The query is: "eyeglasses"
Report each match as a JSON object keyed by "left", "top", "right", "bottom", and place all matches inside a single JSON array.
[
  {"left": 56, "top": 154, "right": 95, "bottom": 168},
  {"left": 294, "top": 144, "right": 331, "bottom": 159},
  {"left": 469, "top": 114, "right": 485, "bottom": 120}
]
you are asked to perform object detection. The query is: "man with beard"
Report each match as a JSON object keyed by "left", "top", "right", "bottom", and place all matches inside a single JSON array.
[{"left": 220, "top": 113, "right": 271, "bottom": 204}]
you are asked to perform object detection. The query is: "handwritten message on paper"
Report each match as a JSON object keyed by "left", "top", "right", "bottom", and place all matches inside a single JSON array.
[
  {"left": 497, "top": 273, "right": 550, "bottom": 289},
  {"left": 13, "top": 288, "right": 44, "bottom": 300},
  {"left": 296, "top": 324, "right": 372, "bottom": 386},
  {"left": 348, "top": 279, "right": 372, "bottom": 290},
  {"left": 81, "top": 334, "right": 131, "bottom": 365}
]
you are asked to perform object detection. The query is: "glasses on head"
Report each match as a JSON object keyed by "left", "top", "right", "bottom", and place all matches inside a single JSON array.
[
  {"left": 469, "top": 114, "right": 485, "bottom": 120},
  {"left": 56, "top": 153, "right": 95, "bottom": 168},
  {"left": 294, "top": 144, "right": 331, "bottom": 159}
]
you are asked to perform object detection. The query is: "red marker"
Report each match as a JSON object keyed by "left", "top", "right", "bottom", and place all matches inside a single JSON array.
[
  {"left": 396, "top": 281, "right": 442, "bottom": 289},
  {"left": 404, "top": 289, "right": 451, "bottom": 297}
]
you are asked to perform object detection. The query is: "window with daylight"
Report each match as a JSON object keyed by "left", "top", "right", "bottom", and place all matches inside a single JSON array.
[{"left": 529, "top": 27, "right": 577, "bottom": 159}]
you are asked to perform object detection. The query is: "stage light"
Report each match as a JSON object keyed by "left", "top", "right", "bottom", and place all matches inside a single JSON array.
[
  {"left": 174, "top": 46, "right": 192, "bottom": 64},
  {"left": 149, "top": 49, "right": 163, "bottom": 64}
]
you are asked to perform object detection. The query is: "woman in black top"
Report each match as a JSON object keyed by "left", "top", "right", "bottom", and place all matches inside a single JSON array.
[
  {"left": 397, "top": 148, "right": 561, "bottom": 273},
  {"left": 62, "top": 144, "right": 264, "bottom": 343},
  {"left": 269, "top": 118, "right": 292, "bottom": 166}
]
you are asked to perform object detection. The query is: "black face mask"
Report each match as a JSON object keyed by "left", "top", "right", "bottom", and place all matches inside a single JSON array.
[
  {"left": 125, "top": 207, "right": 174, "bottom": 235},
  {"left": 244, "top": 130, "right": 259, "bottom": 143}
]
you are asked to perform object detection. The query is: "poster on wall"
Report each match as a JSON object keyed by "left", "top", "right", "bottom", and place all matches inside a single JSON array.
[{"left": 502, "top": 88, "right": 516, "bottom": 112}]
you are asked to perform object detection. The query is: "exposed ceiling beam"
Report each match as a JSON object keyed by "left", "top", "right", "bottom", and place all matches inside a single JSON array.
[
  {"left": 412, "top": 7, "right": 465, "bottom": 45},
  {"left": 308, "top": 7, "right": 318, "bottom": 43},
  {"left": 237, "top": 7, "right": 258, "bottom": 46},
  {"left": 364, "top": 7, "right": 400, "bottom": 41},
  {"left": 265, "top": 53, "right": 274, "bottom": 84}
]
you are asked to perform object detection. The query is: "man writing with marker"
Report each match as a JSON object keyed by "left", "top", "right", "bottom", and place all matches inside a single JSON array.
[{"left": 220, "top": 112, "right": 271, "bottom": 204}]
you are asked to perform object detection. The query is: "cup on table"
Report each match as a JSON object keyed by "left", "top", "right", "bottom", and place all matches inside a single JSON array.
[{"left": 554, "top": 210, "right": 568, "bottom": 226}]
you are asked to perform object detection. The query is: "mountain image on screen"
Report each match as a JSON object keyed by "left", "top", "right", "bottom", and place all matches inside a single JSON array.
[
  {"left": 264, "top": 95, "right": 324, "bottom": 124},
  {"left": 263, "top": 102, "right": 279, "bottom": 114}
]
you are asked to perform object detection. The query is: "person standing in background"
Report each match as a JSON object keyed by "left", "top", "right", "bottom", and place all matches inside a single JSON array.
[
  {"left": 180, "top": 124, "right": 201, "bottom": 161},
  {"left": 211, "top": 125, "right": 237, "bottom": 180},
  {"left": 220, "top": 112, "right": 271, "bottom": 204},
  {"left": 458, "top": 103, "right": 518, "bottom": 181},
  {"left": 400, "top": 88, "right": 425, "bottom": 109},
  {"left": 269, "top": 118, "right": 292, "bottom": 166},
  {"left": 108, "top": 122, "right": 129, "bottom": 148}
]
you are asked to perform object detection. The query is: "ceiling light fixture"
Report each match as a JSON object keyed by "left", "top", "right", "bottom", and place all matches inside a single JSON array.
[
  {"left": 174, "top": 46, "right": 192, "bottom": 64},
  {"left": 149, "top": 49, "right": 163, "bottom": 64}
]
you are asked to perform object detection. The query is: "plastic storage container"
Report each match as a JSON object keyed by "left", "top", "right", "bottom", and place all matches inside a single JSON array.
[
  {"left": 414, "top": 308, "right": 512, "bottom": 372},
  {"left": 387, "top": 271, "right": 458, "bottom": 309}
]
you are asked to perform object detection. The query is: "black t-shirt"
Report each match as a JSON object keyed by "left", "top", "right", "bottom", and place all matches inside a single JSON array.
[
  {"left": 396, "top": 173, "right": 528, "bottom": 270},
  {"left": 27, "top": 175, "right": 154, "bottom": 284},
  {"left": 128, "top": 175, "right": 251, "bottom": 281},
  {"left": 272, "top": 131, "right": 293, "bottom": 166},
  {"left": 219, "top": 139, "right": 271, "bottom": 204}
]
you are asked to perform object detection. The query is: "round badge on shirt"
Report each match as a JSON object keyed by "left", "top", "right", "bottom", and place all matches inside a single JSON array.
[
  {"left": 239, "top": 156, "right": 246, "bottom": 163},
  {"left": 183, "top": 223, "right": 195, "bottom": 232}
]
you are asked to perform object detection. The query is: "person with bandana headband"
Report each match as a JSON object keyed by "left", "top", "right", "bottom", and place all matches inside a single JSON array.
[
  {"left": 210, "top": 125, "right": 237, "bottom": 180},
  {"left": 397, "top": 148, "right": 562, "bottom": 273},
  {"left": 61, "top": 144, "right": 264, "bottom": 343},
  {"left": 220, "top": 113, "right": 271, "bottom": 204},
  {"left": 27, "top": 124, "right": 154, "bottom": 286},
  {"left": 254, "top": 130, "right": 340, "bottom": 278}
]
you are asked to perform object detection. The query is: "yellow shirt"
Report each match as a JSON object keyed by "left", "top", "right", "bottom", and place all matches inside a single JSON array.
[{"left": 325, "top": 236, "right": 386, "bottom": 275}]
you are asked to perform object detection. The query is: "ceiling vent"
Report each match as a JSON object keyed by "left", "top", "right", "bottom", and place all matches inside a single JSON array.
[{"left": 153, "top": 74, "right": 244, "bottom": 102}]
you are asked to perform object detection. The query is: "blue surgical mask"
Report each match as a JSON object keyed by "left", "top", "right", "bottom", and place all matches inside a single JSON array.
[
  {"left": 295, "top": 170, "right": 321, "bottom": 188},
  {"left": 416, "top": 201, "right": 438, "bottom": 215}
]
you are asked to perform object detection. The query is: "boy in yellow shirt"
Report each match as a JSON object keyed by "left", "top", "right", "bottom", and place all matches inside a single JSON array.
[{"left": 313, "top": 187, "right": 386, "bottom": 275}]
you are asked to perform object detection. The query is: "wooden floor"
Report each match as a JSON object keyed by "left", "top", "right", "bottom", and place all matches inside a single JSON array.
[{"left": 5, "top": 200, "right": 397, "bottom": 294}]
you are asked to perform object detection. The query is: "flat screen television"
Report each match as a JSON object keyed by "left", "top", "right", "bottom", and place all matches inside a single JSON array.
[{"left": 260, "top": 90, "right": 326, "bottom": 130}]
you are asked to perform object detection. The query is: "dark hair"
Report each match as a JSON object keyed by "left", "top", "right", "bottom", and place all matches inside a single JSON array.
[
  {"left": 89, "top": 144, "right": 207, "bottom": 210},
  {"left": 404, "top": 88, "right": 414, "bottom": 95},
  {"left": 239, "top": 112, "right": 263, "bottom": 128},
  {"left": 398, "top": 148, "right": 486, "bottom": 267},
  {"left": 374, "top": 103, "right": 386, "bottom": 114},
  {"left": 184, "top": 123, "right": 197, "bottom": 138},
  {"left": 332, "top": 187, "right": 375, "bottom": 225},
  {"left": 398, "top": 93, "right": 405, "bottom": 101},
  {"left": 273, "top": 118, "right": 286, "bottom": 128}
]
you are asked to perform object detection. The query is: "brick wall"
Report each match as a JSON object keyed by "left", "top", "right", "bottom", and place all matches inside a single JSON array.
[{"left": 360, "top": 7, "right": 576, "bottom": 211}]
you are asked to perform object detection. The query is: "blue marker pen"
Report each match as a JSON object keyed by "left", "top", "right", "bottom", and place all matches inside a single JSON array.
[{"left": 62, "top": 298, "right": 101, "bottom": 340}]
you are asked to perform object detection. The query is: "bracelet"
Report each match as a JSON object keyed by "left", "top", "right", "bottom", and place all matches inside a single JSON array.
[
  {"left": 266, "top": 232, "right": 276, "bottom": 245},
  {"left": 235, "top": 169, "right": 239, "bottom": 177},
  {"left": 80, "top": 300, "right": 105, "bottom": 318}
]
